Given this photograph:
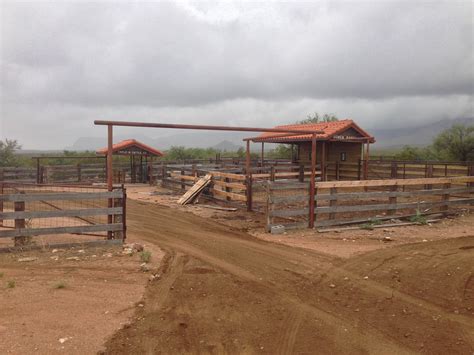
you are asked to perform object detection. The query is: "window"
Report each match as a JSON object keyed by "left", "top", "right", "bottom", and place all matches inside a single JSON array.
[{"left": 340, "top": 152, "right": 347, "bottom": 161}]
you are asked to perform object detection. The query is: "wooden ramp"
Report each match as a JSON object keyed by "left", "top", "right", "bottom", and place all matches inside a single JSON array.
[{"left": 177, "top": 174, "right": 212, "bottom": 205}]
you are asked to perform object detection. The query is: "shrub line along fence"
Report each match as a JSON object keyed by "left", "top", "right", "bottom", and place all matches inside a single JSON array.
[
  {"left": 266, "top": 176, "right": 474, "bottom": 231},
  {"left": 1, "top": 159, "right": 472, "bottom": 185},
  {"left": 0, "top": 183, "right": 126, "bottom": 248}
]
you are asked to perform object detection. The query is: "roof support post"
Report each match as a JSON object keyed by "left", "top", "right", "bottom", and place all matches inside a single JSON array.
[
  {"left": 261, "top": 142, "right": 265, "bottom": 170},
  {"left": 107, "top": 125, "right": 113, "bottom": 191},
  {"left": 309, "top": 133, "right": 317, "bottom": 228},
  {"left": 246, "top": 140, "right": 252, "bottom": 212},
  {"left": 106, "top": 124, "right": 113, "bottom": 239},
  {"left": 364, "top": 139, "right": 370, "bottom": 180},
  {"left": 321, "top": 141, "right": 326, "bottom": 181}
]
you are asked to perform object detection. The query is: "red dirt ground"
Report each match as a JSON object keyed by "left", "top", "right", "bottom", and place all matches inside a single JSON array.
[
  {"left": 0, "top": 244, "right": 163, "bottom": 354},
  {"left": 102, "top": 195, "right": 473, "bottom": 354},
  {"left": 1, "top": 184, "right": 473, "bottom": 354}
]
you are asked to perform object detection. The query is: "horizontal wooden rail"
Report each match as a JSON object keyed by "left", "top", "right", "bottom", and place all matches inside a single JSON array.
[
  {"left": 0, "top": 223, "right": 123, "bottom": 238},
  {"left": 315, "top": 197, "right": 474, "bottom": 214},
  {"left": 0, "top": 207, "right": 122, "bottom": 220},
  {"left": 270, "top": 208, "right": 309, "bottom": 218},
  {"left": 210, "top": 189, "right": 247, "bottom": 202},
  {"left": 0, "top": 191, "right": 123, "bottom": 202},
  {"left": 315, "top": 186, "right": 474, "bottom": 201},
  {"left": 315, "top": 176, "right": 474, "bottom": 189},
  {"left": 209, "top": 171, "right": 246, "bottom": 181}
]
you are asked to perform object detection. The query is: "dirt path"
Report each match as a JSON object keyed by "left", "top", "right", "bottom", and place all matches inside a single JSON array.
[{"left": 104, "top": 199, "right": 474, "bottom": 354}]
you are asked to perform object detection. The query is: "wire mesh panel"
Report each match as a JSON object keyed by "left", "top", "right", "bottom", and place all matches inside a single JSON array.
[{"left": 0, "top": 183, "right": 125, "bottom": 249}]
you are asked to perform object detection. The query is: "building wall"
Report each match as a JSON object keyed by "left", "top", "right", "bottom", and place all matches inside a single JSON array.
[{"left": 297, "top": 141, "right": 362, "bottom": 164}]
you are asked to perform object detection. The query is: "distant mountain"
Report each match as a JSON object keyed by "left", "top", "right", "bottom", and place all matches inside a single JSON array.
[
  {"left": 67, "top": 131, "right": 248, "bottom": 151},
  {"left": 65, "top": 117, "right": 473, "bottom": 151},
  {"left": 212, "top": 140, "right": 243, "bottom": 151},
  {"left": 370, "top": 117, "right": 473, "bottom": 148}
]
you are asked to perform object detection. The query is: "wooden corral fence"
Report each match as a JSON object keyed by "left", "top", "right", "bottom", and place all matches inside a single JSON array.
[
  {"left": 161, "top": 163, "right": 323, "bottom": 210},
  {"left": 266, "top": 176, "right": 474, "bottom": 231},
  {"left": 162, "top": 166, "right": 248, "bottom": 205},
  {"left": 0, "top": 183, "right": 126, "bottom": 248},
  {"left": 326, "top": 160, "right": 473, "bottom": 181}
]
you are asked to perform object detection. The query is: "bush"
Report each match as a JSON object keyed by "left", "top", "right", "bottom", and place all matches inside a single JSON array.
[{"left": 140, "top": 251, "right": 152, "bottom": 263}]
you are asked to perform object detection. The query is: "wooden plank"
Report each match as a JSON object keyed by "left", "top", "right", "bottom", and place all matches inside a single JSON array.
[
  {"left": 315, "top": 187, "right": 474, "bottom": 201},
  {"left": 268, "top": 222, "right": 308, "bottom": 230},
  {"left": 210, "top": 188, "right": 247, "bottom": 202},
  {"left": 268, "top": 182, "right": 308, "bottom": 190},
  {"left": 314, "top": 210, "right": 455, "bottom": 227},
  {"left": 0, "top": 223, "right": 123, "bottom": 238},
  {"left": 0, "top": 207, "right": 122, "bottom": 220},
  {"left": 170, "top": 173, "right": 199, "bottom": 182},
  {"left": 315, "top": 176, "right": 474, "bottom": 189},
  {"left": 177, "top": 174, "right": 212, "bottom": 205},
  {"left": 315, "top": 198, "right": 474, "bottom": 214},
  {"left": 317, "top": 219, "right": 442, "bottom": 233},
  {"left": 270, "top": 208, "right": 309, "bottom": 218},
  {"left": 209, "top": 171, "right": 246, "bottom": 181},
  {"left": 212, "top": 180, "right": 247, "bottom": 190},
  {"left": 0, "top": 190, "right": 123, "bottom": 202},
  {"left": 270, "top": 194, "right": 308, "bottom": 204}
]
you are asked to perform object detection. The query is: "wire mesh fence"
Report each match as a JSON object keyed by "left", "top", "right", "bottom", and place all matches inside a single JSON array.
[{"left": 0, "top": 183, "right": 125, "bottom": 249}]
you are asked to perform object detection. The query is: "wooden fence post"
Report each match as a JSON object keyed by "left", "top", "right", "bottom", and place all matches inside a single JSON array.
[
  {"left": 181, "top": 169, "right": 185, "bottom": 191},
  {"left": 246, "top": 174, "right": 253, "bottom": 212},
  {"left": 266, "top": 182, "right": 272, "bottom": 232},
  {"left": 357, "top": 159, "right": 362, "bottom": 180},
  {"left": 299, "top": 165, "right": 305, "bottom": 182},
  {"left": 225, "top": 177, "right": 231, "bottom": 201},
  {"left": 335, "top": 161, "right": 340, "bottom": 181},
  {"left": 426, "top": 164, "right": 433, "bottom": 189},
  {"left": 14, "top": 192, "right": 28, "bottom": 246},
  {"left": 270, "top": 166, "right": 275, "bottom": 182},
  {"left": 390, "top": 162, "right": 398, "bottom": 178},
  {"left": 388, "top": 185, "right": 397, "bottom": 215},
  {"left": 77, "top": 164, "right": 82, "bottom": 182},
  {"left": 122, "top": 187, "right": 127, "bottom": 241},
  {"left": 329, "top": 187, "right": 337, "bottom": 221},
  {"left": 0, "top": 182, "right": 3, "bottom": 227},
  {"left": 441, "top": 183, "right": 450, "bottom": 216}
]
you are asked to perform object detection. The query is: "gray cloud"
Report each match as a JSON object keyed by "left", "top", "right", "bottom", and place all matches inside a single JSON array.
[{"left": 1, "top": 0, "right": 473, "bottom": 148}]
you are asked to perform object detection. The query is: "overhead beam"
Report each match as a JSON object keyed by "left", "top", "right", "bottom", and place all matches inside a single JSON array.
[{"left": 94, "top": 120, "right": 322, "bottom": 135}]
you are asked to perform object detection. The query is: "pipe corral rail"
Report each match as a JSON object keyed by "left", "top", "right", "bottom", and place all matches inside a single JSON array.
[{"left": 94, "top": 120, "right": 324, "bottom": 227}]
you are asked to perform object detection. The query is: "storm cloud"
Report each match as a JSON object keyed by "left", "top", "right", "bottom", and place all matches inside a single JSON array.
[{"left": 1, "top": 1, "right": 472, "bottom": 149}]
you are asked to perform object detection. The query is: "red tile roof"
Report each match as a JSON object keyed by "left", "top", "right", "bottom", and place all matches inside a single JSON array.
[
  {"left": 97, "top": 139, "right": 164, "bottom": 156},
  {"left": 251, "top": 119, "right": 375, "bottom": 143}
]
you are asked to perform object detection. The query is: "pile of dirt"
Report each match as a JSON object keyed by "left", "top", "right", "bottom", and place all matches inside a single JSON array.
[{"left": 102, "top": 200, "right": 474, "bottom": 354}]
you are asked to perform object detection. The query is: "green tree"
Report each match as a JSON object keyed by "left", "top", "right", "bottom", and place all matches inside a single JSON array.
[
  {"left": 298, "top": 112, "right": 339, "bottom": 124},
  {"left": 393, "top": 145, "right": 436, "bottom": 161},
  {"left": 0, "top": 139, "right": 22, "bottom": 167},
  {"left": 267, "top": 144, "right": 292, "bottom": 159},
  {"left": 432, "top": 124, "right": 474, "bottom": 162}
]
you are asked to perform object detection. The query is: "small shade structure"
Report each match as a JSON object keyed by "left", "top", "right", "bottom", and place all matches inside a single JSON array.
[
  {"left": 247, "top": 119, "right": 375, "bottom": 180},
  {"left": 97, "top": 139, "right": 164, "bottom": 183}
]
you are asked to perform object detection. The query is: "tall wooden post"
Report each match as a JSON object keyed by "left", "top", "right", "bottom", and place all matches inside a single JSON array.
[
  {"left": 107, "top": 125, "right": 113, "bottom": 191},
  {"left": 321, "top": 141, "right": 326, "bottom": 181},
  {"left": 36, "top": 158, "right": 40, "bottom": 184},
  {"left": 107, "top": 125, "right": 113, "bottom": 239},
  {"left": 309, "top": 133, "right": 317, "bottom": 228},
  {"left": 246, "top": 140, "right": 252, "bottom": 211},
  {"left": 364, "top": 140, "right": 370, "bottom": 180},
  {"left": 0, "top": 182, "right": 3, "bottom": 227},
  {"left": 14, "top": 192, "right": 27, "bottom": 246},
  {"left": 261, "top": 142, "right": 265, "bottom": 170}
]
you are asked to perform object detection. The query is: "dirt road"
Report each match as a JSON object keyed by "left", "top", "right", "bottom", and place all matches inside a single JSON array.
[{"left": 104, "top": 199, "right": 474, "bottom": 354}]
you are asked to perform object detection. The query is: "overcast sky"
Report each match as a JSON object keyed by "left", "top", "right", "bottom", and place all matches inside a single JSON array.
[{"left": 1, "top": 0, "right": 473, "bottom": 149}]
